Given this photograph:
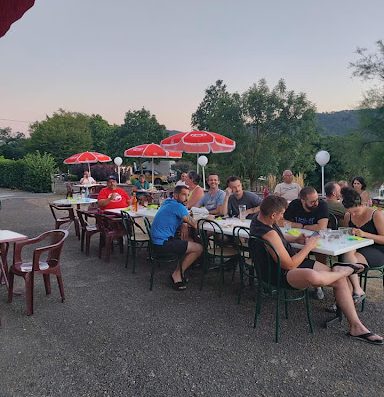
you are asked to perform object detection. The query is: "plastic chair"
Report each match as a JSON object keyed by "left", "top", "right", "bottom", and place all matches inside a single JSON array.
[
  {"left": 143, "top": 217, "right": 180, "bottom": 291},
  {"left": 121, "top": 211, "right": 149, "bottom": 273},
  {"left": 95, "top": 214, "right": 125, "bottom": 262},
  {"left": 76, "top": 209, "right": 100, "bottom": 256},
  {"left": 198, "top": 219, "right": 240, "bottom": 292},
  {"left": 328, "top": 213, "right": 338, "bottom": 230},
  {"left": 233, "top": 226, "right": 254, "bottom": 304},
  {"left": 7, "top": 230, "right": 68, "bottom": 316},
  {"left": 359, "top": 264, "right": 384, "bottom": 311},
  {"left": 49, "top": 203, "right": 80, "bottom": 239},
  {"left": 249, "top": 236, "right": 314, "bottom": 343}
]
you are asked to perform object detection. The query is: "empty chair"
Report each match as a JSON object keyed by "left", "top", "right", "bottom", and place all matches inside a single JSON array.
[
  {"left": 7, "top": 230, "right": 68, "bottom": 316},
  {"left": 95, "top": 213, "right": 125, "bottom": 262},
  {"left": 49, "top": 203, "right": 80, "bottom": 239},
  {"left": 359, "top": 264, "right": 384, "bottom": 311},
  {"left": 121, "top": 211, "right": 149, "bottom": 273},
  {"left": 76, "top": 209, "right": 100, "bottom": 255}
]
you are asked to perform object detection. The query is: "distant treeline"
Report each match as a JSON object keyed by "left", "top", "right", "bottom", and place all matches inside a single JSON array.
[{"left": 316, "top": 109, "right": 375, "bottom": 136}]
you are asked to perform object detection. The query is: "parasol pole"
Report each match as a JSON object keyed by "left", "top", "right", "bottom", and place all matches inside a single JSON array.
[
  {"left": 152, "top": 158, "right": 154, "bottom": 185},
  {"left": 88, "top": 163, "right": 91, "bottom": 174},
  {"left": 196, "top": 153, "right": 199, "bottom": 173}
]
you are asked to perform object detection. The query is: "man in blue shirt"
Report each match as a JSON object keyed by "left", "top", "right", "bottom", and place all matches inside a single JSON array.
[
  {"left": 151, "top": 185, "right": 203, "bottom": 290},
  {"left": 197, "top": 173, "right": 225, "bottom": 215}
]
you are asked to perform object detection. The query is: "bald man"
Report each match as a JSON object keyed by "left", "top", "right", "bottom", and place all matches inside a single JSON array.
[{"left": 274, "top": 170, "right": 301, "bottom": 201}]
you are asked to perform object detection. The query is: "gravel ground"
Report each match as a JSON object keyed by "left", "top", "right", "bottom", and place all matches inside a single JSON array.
[{"left": 0, "top": 188, "right": 383, "bottom": 397}]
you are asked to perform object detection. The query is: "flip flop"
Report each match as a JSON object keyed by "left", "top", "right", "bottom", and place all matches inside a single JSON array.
[
  {"left": 346, "top": 332, "right": 384, "bottom": 345},
  {"left": 332, "top": 262, "right": 369, "bottom": 275},
  {"left": 352, "top": 292, "right": 366, "bottom": 304},
  {"left": 169, "top": 275, "right": 186, "bottom": 291}
]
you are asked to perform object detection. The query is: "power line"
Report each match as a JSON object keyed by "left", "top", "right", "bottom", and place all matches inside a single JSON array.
[{"left": 0, "top": 118, "right": 31, "bottom": 123}]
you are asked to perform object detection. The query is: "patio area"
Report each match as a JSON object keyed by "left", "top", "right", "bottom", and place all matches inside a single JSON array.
[{"left": 0, "top": 188, "right": 382, "bottom": 397}]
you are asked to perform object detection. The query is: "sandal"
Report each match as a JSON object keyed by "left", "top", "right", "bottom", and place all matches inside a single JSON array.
[
  {"left": 346, "top": 332, "right": 384, "bottom": 345},
  {"left": 352, "top": 292, "right": 366, "bottom": 304},
  {"left": 169, "top": 275, "right": 186, "bottom": 291},
  {"left": 332, "top": 262, "right": 368, "bottom": 275}
]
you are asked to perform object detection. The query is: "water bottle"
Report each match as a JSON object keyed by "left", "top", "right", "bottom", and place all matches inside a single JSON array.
[{"left": 85, "top": 186, "right": 89, "bottom": 198}]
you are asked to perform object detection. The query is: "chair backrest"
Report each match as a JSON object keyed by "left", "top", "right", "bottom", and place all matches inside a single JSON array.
[
  {"left": 233, "top": 226, "right": 250, "bottom": 256},
  {"left": 49, "top": 203, "right": 75, "bottom": 221},
  {"left": 65, "top": 182, "right": 74, "bottom": 198},
  {"left": 76, "top": 209, "right": 96, "bottom": 229},
  {"left": 198, "top": 219, "right": 226, "bottom": 257},
  {"left": 121, "top": 211, "right": 147, "bottom": 240},
  {"left": 328, "top": 213, "right": 338, "bottom": 230},
  {"left": 95, "top": 213, "right": 124, "bottom": 235},
  {"left": 248, "top": 235, "right": 283, "bottom": 292},
  {"left": 14, "top": 230, "right": 68, "bottom": 271}
]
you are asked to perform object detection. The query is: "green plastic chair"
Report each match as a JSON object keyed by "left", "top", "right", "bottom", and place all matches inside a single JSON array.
[
  {"left": 198, "top": 219, "right": 240, "bottom": 292},
  {"left": 121, "top": 211, "right": 149, "bottom": 273},
  {"left": 143, "top": 217, "right": 181, "bottom": 291},
  {"left": 249, "top": 236, "right": 314, "bottom": 343},
  {"left": 359, "top": 264, "right": 384, "bottom": 311}
]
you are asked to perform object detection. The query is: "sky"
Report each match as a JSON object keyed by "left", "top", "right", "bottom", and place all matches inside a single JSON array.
[{"left": 1, "top": 0, "right": 383, "bottom": 135}]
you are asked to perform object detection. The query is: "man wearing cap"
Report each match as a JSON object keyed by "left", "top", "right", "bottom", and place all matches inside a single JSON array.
[
  {"left": 274, "top": 170, "right": 301, "bottom": 201},
  {"left": 98, "top": 175, "right": 130, "bottom": 210}
]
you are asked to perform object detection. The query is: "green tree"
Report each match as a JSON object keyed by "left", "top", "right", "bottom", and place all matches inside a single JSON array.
[
  {"left": 28, "top": 109, "right": 93, "bottom": 168},
  {"left": 0, "top": 127, "right": 27, "bottom": 159},
  {"left": 89, "top": 114, "right": 114, "bottom": 153},
  {"left": 108, "top": 108, "right": 167, "bottom": 160},
  {"left": 23, "top": 151, "right": 56, "bottom": 192}
]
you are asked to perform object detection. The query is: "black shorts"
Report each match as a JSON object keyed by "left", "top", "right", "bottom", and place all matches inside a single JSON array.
[
  {"left": 153, "top": 237, "right": 188, "bottom": 257},
  {"left": 282, "top": 258, "right": 316, "bottom": 289}
]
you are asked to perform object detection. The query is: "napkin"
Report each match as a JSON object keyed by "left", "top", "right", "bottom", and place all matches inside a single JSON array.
[
  {"left": 347, "top": 236, "right": 365, "bottom": 241},
  {"left": 286, "top": 228, "right": 301, "bottom": 237},
  {"left": 191, "top": 207, "right": 209, "bottom": 215}
]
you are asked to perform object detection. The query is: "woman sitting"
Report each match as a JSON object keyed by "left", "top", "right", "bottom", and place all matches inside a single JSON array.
[
  {"left": 351, "top": 176, "right": 371, "bottom": 206},
  {"left": 341, "top": 187, "right": 384, "bottom": 303},
  {"left": 249, "top": 195, "right": 382, "bottom": 345}
]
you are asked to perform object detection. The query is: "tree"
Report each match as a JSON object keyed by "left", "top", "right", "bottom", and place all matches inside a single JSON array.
[
  {"left": 88, "top": 114, "right": 114, "bottom": 154},
  {"left": 108, "top": 108, "right": 167, "bottom": 161},
  {"left": 28, "top": 109, "right": 93, "bottom": 168},
  {"left": 0, "top": 127, "right": 27, "bottom": 159}
]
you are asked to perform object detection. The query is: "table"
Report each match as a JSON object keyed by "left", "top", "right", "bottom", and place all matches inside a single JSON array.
[
  {"left": 104, "top": 207, "right": 158, "bottom": 219},
  {"left": 0, "top": 230, "right": 27, "bottom": 289},
  {"left": 53, "top": 198, "right": 97, "bottom": 208}
]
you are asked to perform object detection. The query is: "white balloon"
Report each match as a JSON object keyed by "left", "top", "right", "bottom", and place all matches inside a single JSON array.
[
  {"left": 114, "top": 156, "right": 123, "bottom": 166},
  {"left": 198, "top": 155, "right": 208, "bottom": 167},
  {"left": 315, "top": 150, "right": 330, "bottom": 166}
]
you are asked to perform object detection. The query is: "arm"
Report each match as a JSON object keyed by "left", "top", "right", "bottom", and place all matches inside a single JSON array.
[
  {"left": 283, "top": 204, "right": 303, "bottom": 229},
  {"left": 187, "top": 187, "right": 204, "bottom": 209},
  {"left": 211, "top": 190, "right": 226, "bottom": 216},
  {"left": 182, "top": 214, "right": 197, "bottom": 229},
  {"left": 263, "top": 230, "right": 319, "bottom": 270},
  {"left": 354, "top": 210, "right": 384, "bottom": 244},
  {"left": 302, "top": 218, "right": 328, "bottom": 232},
  {"left": 222, "top": 187, "right": 232, "bottom": 217},
  {"left": 274, "top": 184, "right": 281, "bottom": 196}
]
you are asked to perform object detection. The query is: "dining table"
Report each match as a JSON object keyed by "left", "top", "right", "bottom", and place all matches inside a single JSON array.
[
  {"left": 53, "top": 197, "right": 98, "bottom": 209},
  {"left": 0, "top": 230, "right": 28, "bottom": 289}
]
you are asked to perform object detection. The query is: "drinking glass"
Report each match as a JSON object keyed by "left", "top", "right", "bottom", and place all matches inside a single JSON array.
[{"left": 239, "top": 205, "right": 247, "bottom": 221}]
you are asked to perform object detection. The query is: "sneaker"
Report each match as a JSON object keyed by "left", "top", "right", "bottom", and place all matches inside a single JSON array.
[{"left": 313, "top": 287, "right": 324, "bottom": 300}]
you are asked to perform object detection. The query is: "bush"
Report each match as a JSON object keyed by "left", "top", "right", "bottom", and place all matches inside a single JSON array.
[
  {"left": 0, "top": 157, "right": 26, "bottom": 189},
  {"left": 23, "top": 151, "right": 56, "bottom": 192}
]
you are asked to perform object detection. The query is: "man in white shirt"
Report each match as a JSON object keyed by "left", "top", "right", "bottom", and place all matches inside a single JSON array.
[{"left": 274, "top": 170, "right": 301, "bottom": 201}]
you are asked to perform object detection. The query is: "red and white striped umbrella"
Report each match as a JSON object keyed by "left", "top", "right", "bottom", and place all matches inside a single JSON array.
[
  {"left": 160, "top": 130, "right": 236, "bottom": 154},
  {"left": 63, "top": 151, "right": 112, "bottom": 173},
  {"left": 124, "top": 143, "right": 182, "bottom": 185}
]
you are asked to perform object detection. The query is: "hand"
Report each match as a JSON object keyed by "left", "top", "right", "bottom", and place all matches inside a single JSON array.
[
  {"left": 296, "top": 233, "right": 306, "bottom": 244},
  {"left": 225, "top": 187, "right": 232, "bottom": 197},
  {"left": 353, "top": 228, "right": 365, "bottom": 238},
  {"left": 304, "top": 236, "right": 319, "bottom": 249}
]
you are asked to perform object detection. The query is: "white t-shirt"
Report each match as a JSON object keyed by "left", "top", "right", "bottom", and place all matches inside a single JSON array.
[{"left": 274, "top": 182, "right": 301, "bottom": 201}]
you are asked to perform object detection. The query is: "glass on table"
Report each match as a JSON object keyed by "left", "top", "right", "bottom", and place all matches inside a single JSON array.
[
  {"left": 239, "top": 205, "right": 247, "bottom": 221},
  {"left": 319, "top": 228, "right": 331, "bottom": 239}
]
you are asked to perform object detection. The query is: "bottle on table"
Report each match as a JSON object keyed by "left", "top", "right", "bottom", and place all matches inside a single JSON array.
[{"left": 132, "top": 192, "right": 138, "bottom": 212}]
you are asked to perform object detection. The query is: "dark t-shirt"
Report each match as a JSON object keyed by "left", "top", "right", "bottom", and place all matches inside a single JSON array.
[
  {"left": 284, "top": 198, "right": 329, "bottom": 226},
  {"left": 228, "top": 191, "right": 262, "bottom": 219}
]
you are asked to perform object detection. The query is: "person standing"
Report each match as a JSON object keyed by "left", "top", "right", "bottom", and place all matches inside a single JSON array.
[{"left": 274, "top": 170, "right": 301, "bottom": 201}]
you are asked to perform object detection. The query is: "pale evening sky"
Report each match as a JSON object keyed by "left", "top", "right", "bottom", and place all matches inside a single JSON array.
[{"left": 0, "top": 0, "right": 383, "bottom": 135}]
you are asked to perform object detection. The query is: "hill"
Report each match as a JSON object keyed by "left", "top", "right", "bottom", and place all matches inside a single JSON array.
[{"left": 315, "top": 110, "right": 362, "bottom": 136}]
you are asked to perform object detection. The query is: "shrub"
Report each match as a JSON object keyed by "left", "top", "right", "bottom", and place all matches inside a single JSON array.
[
  {"left": 23, "top": 151, "right": 56, "bottom": 192},
  {"left": 0, "top": 157, "right": 26, "bottom": 189}
]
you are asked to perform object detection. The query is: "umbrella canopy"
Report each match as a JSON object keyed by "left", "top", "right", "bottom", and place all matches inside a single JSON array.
[
  {"left": 160, "top": 130, "right": 236, "bottom": 154},
  {"left": 0, "top": 0, "right": 35, "bottom": 38},
  {"left": 63, "top": 151, "right": 112, "bottom": 173},
  {"left": 124, "top": 143, "right": 182, "bottom": 185}
]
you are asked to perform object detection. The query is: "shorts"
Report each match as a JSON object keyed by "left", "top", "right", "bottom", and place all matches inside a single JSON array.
[
  {"left": 153, "top": 237, "right": 188, "bottom": 257},
  {"left": 282, "top": 258, "right": 316, "bottom": 289}
]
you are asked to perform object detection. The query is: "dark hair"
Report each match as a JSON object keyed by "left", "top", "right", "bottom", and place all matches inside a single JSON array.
[
  {"left": 207, "top": 172, "right": 219, "bottom": 179},
  {"left": 187, "top": 171, "right": 200, "bottom": 184},
  {"left": 351, "top": 176, "right": 367, "bottom": 191},
  {"left": 226, "top": 175, "right": 241, "bottom": 186},
  {"left": 299, "top": 186, "right": 317, "bottom": 200},
  {"left": 324, "top": 181, "right": 337, "bottom": 198},
  {"left": 341, "top": 187, "right": 361, "bottom": 208},
  {"left": 174, "top": 185, "right": 189, "bottom": 195},
  {"left": 260, "top": 195, "right": 288, "bottom": 216}
]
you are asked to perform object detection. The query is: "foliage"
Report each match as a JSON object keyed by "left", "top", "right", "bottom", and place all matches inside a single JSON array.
[
  {"left": 0, "top": 127, "right": 28, "bottom": 159},
  {"left": 89, "top": 114, "right": 114, "bottom": 153},
  {"left": 315, "top": 110, "right": 365, "bottom": 136},
  {"left": 0, "top": 156, "right": 26, "bottom": 189},
  {"left": 22, "top": 151, "right": 56, "bottom": 192},
  {"left": 28, "top": 109, "right": 93, "bottom": 168}
]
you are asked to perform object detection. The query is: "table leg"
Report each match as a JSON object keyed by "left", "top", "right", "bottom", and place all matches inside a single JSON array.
[{"left": 0, "top": 242, "right": 10, "bottom": 289}]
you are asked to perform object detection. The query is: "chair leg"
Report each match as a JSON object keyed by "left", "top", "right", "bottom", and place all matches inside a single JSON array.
[
  {"left": 284, "top": 291, "right": 289, "bottom": 319},
  {"left": 275, "top": 293, "right": 281, "bottom": 343},
  {"left": 57, "top": 275, "right": 65, "bottom": 302},
  {"left": 105, "top": 237, "right": 112, "bottom": 262},
  {"left": 304, "top": 291, "right": 314, "bottom": 334},
  {"left": 149, "top": 260, "right": 156, "bottom": 291},
  {"left": 253, "top": 285, "right": 262, "bottom": 328},
  {"left": 43, "top": 274, "right": 51, "bottom": 295},
  {"left": 132, "top": 244, "right": 137, "bottom": 274},
  {"left": 85, "top": 234, "right": 91, "bottom": 256},
  {"left": 360, "top": 271, "right": 368, "bottom": 312},
  {"left": 25, "top": 273, "right": 34, "bottom": 316},
  {"left": 7, "top": 271, "right": 14, "bottom": 303},
  {"left": 80, "top": 230, "right": 85, "bottom": 252},
  {"left": 238, "top": 262, "right": 244, "bottom": 305}
]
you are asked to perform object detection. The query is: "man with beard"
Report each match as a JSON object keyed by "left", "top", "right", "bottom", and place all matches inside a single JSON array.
[
  {"left": 283, "top": 186, "right": 329, "bottom": 300},
  {"left": 197, "top": 173, "right": 226, "bottom": 215},
  {"left": 150, "top": 185, "right": 203, "bottom": 291}
]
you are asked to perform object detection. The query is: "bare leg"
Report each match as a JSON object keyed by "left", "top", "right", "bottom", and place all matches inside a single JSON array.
[
  {"left": 342, "top": 251, "right": 367, "bottom": 296},
  {"left": 172, "top": 242, "right": 203, "bottom": 283}
]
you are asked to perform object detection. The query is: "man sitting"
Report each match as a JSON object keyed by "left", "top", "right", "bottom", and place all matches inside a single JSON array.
[
  {"left": 98, "top": 175, "right": 130, "bottom": 210},
  {"left": 133, "top": 174, "right": 151, "bottom": 202},
  {"left": 197, "top": 173, "right": 225, "bottom": 215},
  {"left": 274, "top": 169, "right": 301, "bottom": 201},
  {"left": 283, "top": 186, "right": 329, "bottom": 300},
  {"left": 222, "top": 176, "right": 262, "bottom": 219},
  {"left": 325, "top": 181, "right": 346, "bottom": 226},
  {"left": 150, "top": 185, "right": 203, "bottom": 291}
]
